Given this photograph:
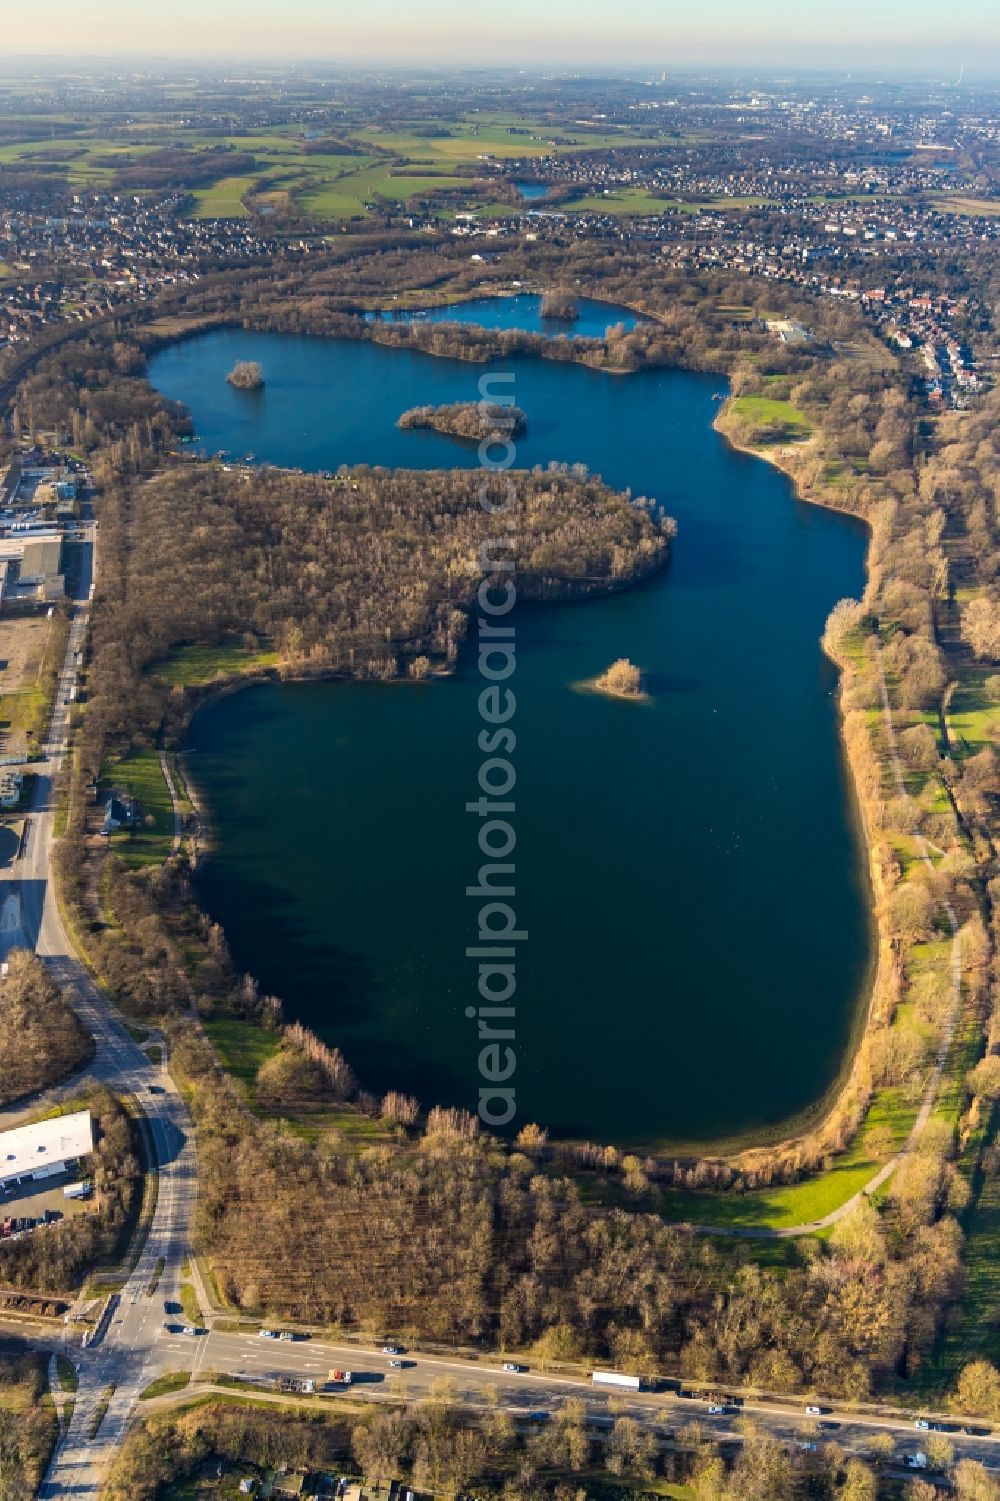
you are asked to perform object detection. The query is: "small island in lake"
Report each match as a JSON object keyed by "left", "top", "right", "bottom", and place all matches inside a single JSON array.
[
  {"left": 226, "top": 359, "right": 265, "bottom": 391},
  {"left": 398, "top": 401, "right": 527, "bottom": 441},
  {"left": 540, "top": 288, "right": 579, "bottom": 320},
  {"left": 581, "top": 657, "right": 650, "bottom": 702}
]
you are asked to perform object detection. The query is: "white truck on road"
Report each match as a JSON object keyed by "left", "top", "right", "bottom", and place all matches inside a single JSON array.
[{"left": 592, "top": 1370, "right": 642, "bottom": 1391}]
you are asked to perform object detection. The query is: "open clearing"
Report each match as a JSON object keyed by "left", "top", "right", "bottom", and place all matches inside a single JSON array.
[{"left": 0, "top": 611, "right": 65, "bottom": 754}]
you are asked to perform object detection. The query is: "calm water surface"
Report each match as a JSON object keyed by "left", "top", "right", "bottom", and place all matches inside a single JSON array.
[
  {"left": 149, "top": 318, "right": 871, "bottom": 1147},
  {"left": 368, "top": 292, "right": 642, "bottom": 340}
]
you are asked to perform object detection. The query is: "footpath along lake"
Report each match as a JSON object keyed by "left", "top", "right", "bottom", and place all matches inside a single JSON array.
[{"left": 149, "top": 301, "right": 873, "bottom": 1148}]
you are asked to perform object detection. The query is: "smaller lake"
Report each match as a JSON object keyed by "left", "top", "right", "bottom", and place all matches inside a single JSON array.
[
  {"left": 368, "top": 293, "right": 642, "bottom": 339},
  {"left": 513, "top": 181, "right": 550, "bottom": 202}
]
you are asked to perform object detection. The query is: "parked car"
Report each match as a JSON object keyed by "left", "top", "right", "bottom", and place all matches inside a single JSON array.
[
  {"left": 382, "top": 1344, "right": 403, "bottom": 1355},
  {"left": 914, "top": 1419, "right": 930, "bottom": 1431},
  {"left": 259, "top": 1329, "right": 277, "bottom": 1339},
  {"left": 805, "top": 1405, "right": 822, "bottom": 1415},
  {"left": 503, "top": 1363, "right": 525, "bottom": 1374},
  {"left": 707, "top": 1404, "right": 724, "bottom": 1415}
]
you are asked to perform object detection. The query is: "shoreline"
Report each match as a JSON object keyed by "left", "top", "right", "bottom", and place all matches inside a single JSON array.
[{"left": 145, "top": 315, "right": 892, "bottom": 1176}]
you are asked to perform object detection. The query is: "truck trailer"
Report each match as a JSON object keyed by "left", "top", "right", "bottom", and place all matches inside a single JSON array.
[{"left": 592, "top": 1370, "right": 642, "bottom": 1391}]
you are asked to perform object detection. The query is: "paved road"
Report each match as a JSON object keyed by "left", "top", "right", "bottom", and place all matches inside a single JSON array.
[
  {"left": 0, "top": 517, "right": 199, "bottom": 1500},
  {"left": 123, "top": 1326, "right": 999, "bottom": 1474}
]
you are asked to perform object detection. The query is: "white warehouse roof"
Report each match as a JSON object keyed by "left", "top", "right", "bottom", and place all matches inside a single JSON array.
[{"left": 0, "top": 1109, "right": 93, "bottom": 1185}]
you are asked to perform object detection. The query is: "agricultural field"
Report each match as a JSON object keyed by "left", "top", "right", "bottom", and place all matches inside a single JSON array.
[{"left": 189, "top": 175, "right": 254, "bottom": 219}]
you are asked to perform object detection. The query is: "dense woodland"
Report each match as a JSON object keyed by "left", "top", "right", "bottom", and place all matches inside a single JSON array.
[
  {"left": 0, "top": 948, "right": 92, "bottom": 1107},
  {"left": 7, "top": 231, "right": 1000, "bottom": 1411}
]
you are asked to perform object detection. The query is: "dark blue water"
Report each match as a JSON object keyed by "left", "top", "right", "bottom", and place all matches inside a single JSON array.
[
  {"left": 367, "top": 293, "right": 642, "bottom": 340},
  {"left": 150, "top": 323, "right": 872, "bottom": 1148},
  {"left": 513, "top": 181, "right": 550, "bottom": 201}
]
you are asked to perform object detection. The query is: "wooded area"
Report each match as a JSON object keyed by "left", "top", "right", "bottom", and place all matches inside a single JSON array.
[{"left": 0, "top": 948, "right": 92, "bottom": 1107}]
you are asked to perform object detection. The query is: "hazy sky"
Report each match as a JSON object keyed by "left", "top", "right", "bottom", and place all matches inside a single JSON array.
[{"left": 4, "top": 0, "right": 998, "bottom": 72}]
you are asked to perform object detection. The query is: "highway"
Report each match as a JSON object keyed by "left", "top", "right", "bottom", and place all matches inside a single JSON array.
[{"left": 125, "top": 1325, "right": 1000, "bottom": 1474}]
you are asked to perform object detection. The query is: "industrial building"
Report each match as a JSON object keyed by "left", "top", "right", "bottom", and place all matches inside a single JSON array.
[
  {"left": 0, "top": 530, "right": 64, "bottom": 606},
  {"left": 0, "top": 1109, "right": 93, "bottom": 1192}
]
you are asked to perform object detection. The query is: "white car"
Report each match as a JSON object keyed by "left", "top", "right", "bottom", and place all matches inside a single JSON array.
[
  {"left": 503, "top": 1363, "right": 525, "bottom": 1374},
  {"left": 259, "top": 1329, "right": 277, "bottom": 1339},
  {"left": 914, "top": 1419, "right": 930, "bottom": 1430},
  {"left": 805, "top": 1405, "right": 822, "bottom": 1415},
  {"left": 707, "top": 1404, "right": 724, "bottom": 1415},
  {"left": 382, "top": 1344, "right": 403, "bottom": 1355},
  {"left": 181, "top": 1325, "right": 199, "bottom": 1336}
]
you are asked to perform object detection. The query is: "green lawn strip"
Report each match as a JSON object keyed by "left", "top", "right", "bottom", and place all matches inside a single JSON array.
[
  {"left": 660, "top": 1087, "right": 917, "bottom": 1233},
  {"left": 140, "top": 1370, "right": 191, "bottom": 1400},
  {"left": 149, "top": 638, "right": 278, "bottom": 688},
  {"left": 203, "top": 1017, "right": 281, "bottom": 1099},
  {"left": 281, "top": 1106, "right": 388, "bottom": 1145},
  {"left": 946, "top": 671, "right": 1000, "bottom": 757},
  {"left": 100, "top": 746, "right": 174, "bottom": 867},
  {"left": 54, "top": 1355, "right": 78, "bottom": 1393},
  {"left": 729, "top": 395, "right": 812, "bottom": 433},
  {"left": 179, "top": 1279, "right": 203, "bottom": 1326}
]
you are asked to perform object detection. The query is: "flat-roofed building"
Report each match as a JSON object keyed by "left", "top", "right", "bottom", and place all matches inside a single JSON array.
[
  {"left": 0, "top": 531, "right": 63, "bottom": 604},
  {"left": 0, "top": 1109, "right": 93, "bottom": 1191}
]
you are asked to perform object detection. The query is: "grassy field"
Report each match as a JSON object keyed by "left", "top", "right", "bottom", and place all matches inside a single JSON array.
[
  {"left": 140, "top": 1371, "right": 191, "bottom": 1401},
  {"left": 561, "top": 189, "right": 678, "bottom": 213},
  {"left": 189, "top": 176, "right": 253, "bottom": 219},
  {"left": 149, "top": 638, "right": 279, "bottom": 688},
  {"left": 731, "top": 395, "right": 811, "bottom": 432},
  {"left": 946, "top": 673, "right": 1000, "bottom": 755},
  {"left": 565, "top": 192, "right": 778, "bottom": 215},
  {"left": 101, "top": 747, "right": 174, "bottom": 868},
  {"left": 202, "top": 1018, "right": 282, "bottom": 1095},
  {"left": 930, "top": 194, "right": 1000, "bottom": 218},
  {"left": 659, "top": 1083, "right": 916, "bottom": 1232}
]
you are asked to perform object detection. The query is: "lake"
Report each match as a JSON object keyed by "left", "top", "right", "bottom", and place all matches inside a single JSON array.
[
  {"left": 513, "top": 181, "right": 550, "bottom": 201},
  {"left": 366, "top": 292, "right": 643, "bottom": 340},
  {"left": 149, "top": 313, "right": 872, "bottom": 1149}
]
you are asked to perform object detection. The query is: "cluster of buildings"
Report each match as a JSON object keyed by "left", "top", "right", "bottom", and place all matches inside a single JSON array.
[
  {"left": 0, "top": 189, "right": 321, "bottom": 353},
  {"left": 0, "top": 450, "right": 87, "bottom": 608}
]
